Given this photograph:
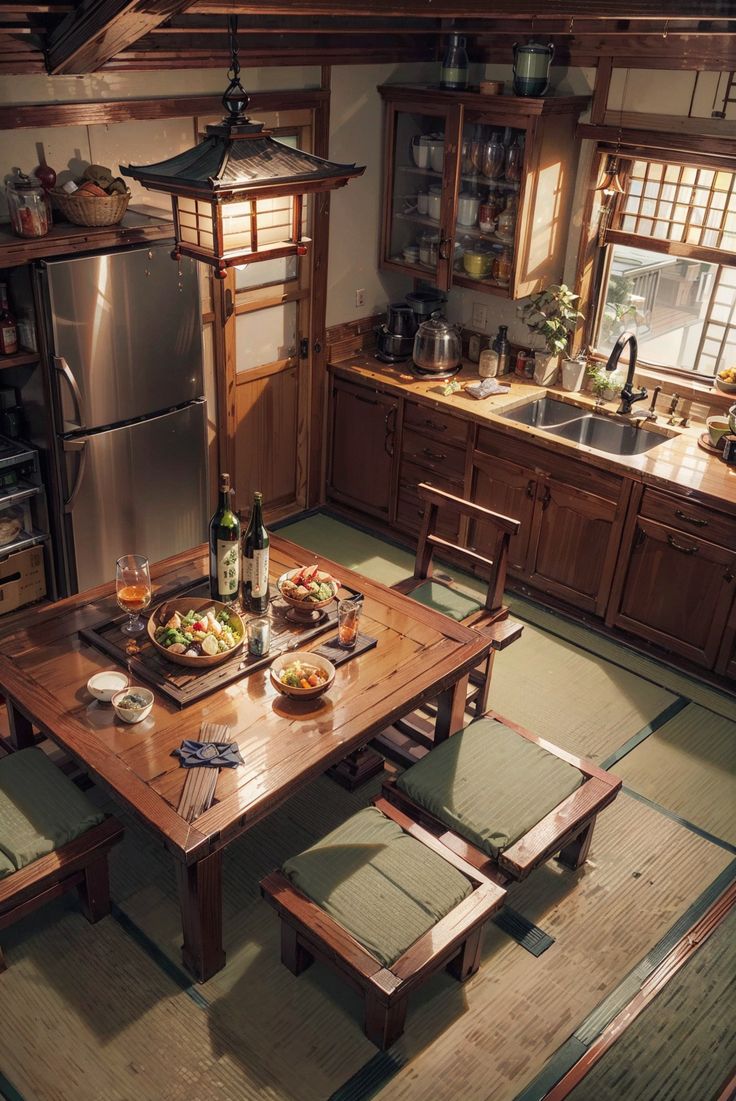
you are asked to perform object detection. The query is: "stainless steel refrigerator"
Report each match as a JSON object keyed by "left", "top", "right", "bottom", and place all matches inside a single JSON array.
[{"left": 37, "top": 243, "right": 208, "bottom": 594}]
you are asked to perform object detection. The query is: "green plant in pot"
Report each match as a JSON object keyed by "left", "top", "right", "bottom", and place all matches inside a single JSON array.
[
  {"left": 518, "top": 283, "right": 584, "bottom": 386},
  {"left": 587, "top": 363, "right": 623, "bottom": 407}
]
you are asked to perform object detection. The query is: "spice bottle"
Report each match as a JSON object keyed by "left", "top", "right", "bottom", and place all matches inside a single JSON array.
[
  {"left": 492, "top": 325, "right": 510, "bottom": 374},
  {"left": 0, "top": 284, "right": 19, "bottom": 357}
]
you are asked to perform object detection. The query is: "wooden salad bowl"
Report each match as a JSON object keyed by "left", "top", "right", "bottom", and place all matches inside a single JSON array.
[
  {"left": 276, "top": 568, "right": 339, "bottom": 613},
  {"left": 146, "top": 597, "right": 245, "bottom": 669}
]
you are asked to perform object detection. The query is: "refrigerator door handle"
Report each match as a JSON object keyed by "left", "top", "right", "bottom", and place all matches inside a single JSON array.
[
  {"left": 62, "top": 437, "right": 88, "bottom": 513},
  {"left": 54, "top": 355, "right": 88, "bottom": 432}
]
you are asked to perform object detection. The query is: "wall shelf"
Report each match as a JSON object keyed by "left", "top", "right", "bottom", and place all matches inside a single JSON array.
[
  {"left": 0, "top": 208, "right": 174, "bottom": 269},
  {"left": 0, "top": 348, "right": 38, "bottom": 371}
]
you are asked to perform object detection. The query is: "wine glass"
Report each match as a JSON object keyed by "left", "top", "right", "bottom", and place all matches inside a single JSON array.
[{"left": 116, "top": 554, "right": 151, "bottom": 636}]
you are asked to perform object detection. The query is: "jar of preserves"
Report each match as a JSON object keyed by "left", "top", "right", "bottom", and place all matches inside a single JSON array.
[
  {"left": 492, "top": 246, "right": 513, "bottom": 287},
  {"left": 6, "top": 170, "right": 50, "bottom": 238},
  {"left": 497, "top": 195, "right": 518, "bottom": 243}
]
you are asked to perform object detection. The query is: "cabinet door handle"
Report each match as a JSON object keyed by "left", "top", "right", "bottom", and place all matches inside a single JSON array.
[
  {"left": 384, "top": 406, "right": 396, "bottom": 456},
  {"left": 674, "top": 508, "right": 707, "bottom": 527},
  {"left": 667, "top": 534, "right": 698, "bottom": 555},
  {"left": 526, "top": 479, "right": 536, "bottom": 499},
  {"left": 354, "top": 393, "right": 381, "bottom": 407},
  {"left": 541, "top": 487, "right": 552, "bottom": 510},
  {"left": 634, "top": 526, "right": 646, "bottom": 548},
  {"left": 423, "top": 447, "right": 446, "bottom": 461},
  {"left": 724, "top": 571, "right": 734, "bottom": 583},
  {"left": 438, "top": 237, "right": 452, "bottom": 261}
]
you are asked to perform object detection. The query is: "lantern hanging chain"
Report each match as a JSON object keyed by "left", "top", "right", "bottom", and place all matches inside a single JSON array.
[
  {"left": 228, "top": 14, "right": 240, "bottom": 81},
  {"left": 222, "top": 14, "right": 249, "bottom": 122}
]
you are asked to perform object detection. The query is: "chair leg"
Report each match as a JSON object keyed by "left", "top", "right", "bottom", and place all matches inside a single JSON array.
[
  {"left": 364, "top": 990, "right": 408, "bottom": 1050},
  {"left": 473, "top": 652, "right": 496, "bottom": 717},
  {"left": 447, "top": 926, "right": 483, "bottom": 983},
  {"left": 557, "top": 818, "right": 596, "bottom": 870},
  {"left": 78, "top": 855, "right": 111, "bottom": 924},
  {"left": 0, "top": 944, "right": 6, "bottom": 974},
  {"left": 280, "top": 922, "right": 313, "bottom": 976}
]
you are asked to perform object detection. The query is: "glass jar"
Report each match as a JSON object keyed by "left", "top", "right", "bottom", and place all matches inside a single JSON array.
[
  {"left": 497, "top": 196, "right": 518, "bottom": 243},
  {"left": 492, "top": 247, "right": 513, "bottom": 287},
  {"left": 482, "top": 133, "right": 505, "bottom": 180},
  {"left": 504, "top": 136, "right": 524, "bottom": 182},
  {"left": 440, "top": 33, "right": 468, "bottom": 90},
  {"left": 6, "top": 171, "right": 50, "bottom": 238}
]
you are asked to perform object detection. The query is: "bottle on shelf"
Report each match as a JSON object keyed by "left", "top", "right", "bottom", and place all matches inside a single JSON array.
[
  {"left": 492, "top": 325, "right": 510, "bottom": 374},
  {"left": 440, "top": 33, "right": 468, "bottom": 90},
  {"left": 209, "top": 472, "right": 240, "bottom": 603},
  {"left": 0, "top": 283, "right": 19, "bottom": 357},
  {"left": 242, "top": 490, "right": 270, "bottom": 614}
]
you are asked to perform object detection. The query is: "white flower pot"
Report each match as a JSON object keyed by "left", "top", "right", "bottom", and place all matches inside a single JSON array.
[
  {"left": 533, "top": 352, "right": 560, "bottom": 386},
  {"left": 560, "top": 358, "right": 587, "bottom": 392}
]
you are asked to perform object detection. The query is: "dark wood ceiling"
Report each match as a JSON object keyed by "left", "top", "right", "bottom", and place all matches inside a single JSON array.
[{"left": 0, "top": 1, "right": 734, "bottom": 76}]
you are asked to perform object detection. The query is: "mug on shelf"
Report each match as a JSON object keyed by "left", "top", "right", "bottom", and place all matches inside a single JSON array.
[
  {"left": 456, "top": 193, "right": 480, "bottom": 227},
  {"left": 463, "top": 249, "right": 492, "bottom": 278},
  {"left": 427, "top": 139, "right": 445, "bottom": 174},
  {"left": 427, "top": 187, "right": 442, "bottom": 220},
  {"left": 417, "top": 191, "right": 429, "bottom": 215},
  {"left": 410, "top": 136, "right": 430, "bottom": 168}
]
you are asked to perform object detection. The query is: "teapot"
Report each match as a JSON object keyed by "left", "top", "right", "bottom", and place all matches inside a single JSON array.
[
  {"left": 512, "top": 41, "right": 554, "bottom": 97},
  {"left": 413, "top": 312, "right": 462, "bottom": 375}
]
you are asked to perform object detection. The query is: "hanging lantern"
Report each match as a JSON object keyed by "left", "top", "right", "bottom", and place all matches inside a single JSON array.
[
  {"left": 594, "top": 154, "right": 625, "bottom": 195},
  {"left": 121, "top": 18, "right": 364, "bottom": 277}
]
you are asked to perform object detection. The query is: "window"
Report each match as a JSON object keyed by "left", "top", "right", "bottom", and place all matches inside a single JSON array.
[{"left": 593, "top": 155, "right": 736, "bottom": 380}]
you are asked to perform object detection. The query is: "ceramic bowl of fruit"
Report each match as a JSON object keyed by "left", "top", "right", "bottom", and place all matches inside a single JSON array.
[
  {"left": 270, "top": 652, "right": 336, "bottom": 700},
  {"left": 277, "top": 566, "right": 339, "bottom": 611},
  {"left": 111, "top": 686, "right": 154, "bottom": 724},
  {"left": 147, "top": 597, "right": 245, "bottom": 668},
  {"left": 715, "top": 367, "right": 736, "bottom": 394}
]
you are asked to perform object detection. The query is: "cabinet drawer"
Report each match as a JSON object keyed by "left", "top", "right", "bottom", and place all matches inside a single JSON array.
[
  {"left": 403, "top": 401, "right": 469, "bottom": 448},
  {"left": 396, "top": 485, "right": 461, "bottom": 542},
  {"left": 398, "top": 459, "right": 463, "bottom": 498},
  {"left": 640, "top": 488, "right": 736, "bottom": 548},
  {"left": 402, "top": 428, "right": 466, "bottom": 477}
]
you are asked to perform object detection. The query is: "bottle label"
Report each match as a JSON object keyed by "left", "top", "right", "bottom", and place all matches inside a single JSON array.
[
  {"left": 251, "top": 547, "right": 269, "bottom": 600},
  {"left": 241, "top": 553, "right": 252, "bottom": 586},
  {"left": 217, "top": 540, "right": 239, "bottom": 597}
]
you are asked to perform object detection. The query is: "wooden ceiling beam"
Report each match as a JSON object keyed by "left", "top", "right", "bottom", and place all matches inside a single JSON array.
[
  {"left": 188, "top": 1, "right": 736, "bottom": 20},
  {"left": 46, "top": 0, "right": 194, "bottom": 74}
]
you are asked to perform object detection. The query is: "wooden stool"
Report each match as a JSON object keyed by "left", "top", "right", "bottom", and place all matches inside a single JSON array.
[{"left": 261, "top": 802, "right": 506, "bottom": 1049}]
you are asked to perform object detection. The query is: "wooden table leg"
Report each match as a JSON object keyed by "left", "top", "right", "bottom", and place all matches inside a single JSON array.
[
  {"left": 175, "top": 850, "right": 226, "bottom": 982},
  {"left": 435, "top": 673, "right": 469, "bottom": 744},
  {"left": 7, "top": 701, "right": 35, "bottom": 750}
]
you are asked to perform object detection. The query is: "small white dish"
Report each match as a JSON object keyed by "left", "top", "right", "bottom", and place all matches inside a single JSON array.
[
  {"left": 111, "top": 686, "right": 154, "bottom": 724},
  {"left": 87, "top": 669, "right": 129, "bottom": 704}
]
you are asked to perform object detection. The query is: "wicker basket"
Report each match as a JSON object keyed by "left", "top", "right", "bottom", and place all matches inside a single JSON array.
[{"left": 52, "top": 188, "right": 131, "bottom": 227}]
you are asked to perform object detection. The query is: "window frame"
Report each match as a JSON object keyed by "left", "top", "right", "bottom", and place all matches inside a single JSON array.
[{"left": 584, "top": 145, "right": 736, "bottom": 385}]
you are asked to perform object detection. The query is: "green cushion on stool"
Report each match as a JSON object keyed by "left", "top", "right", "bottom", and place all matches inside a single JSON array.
[
  {"left": 397, "top": 718, "right": 583, "bottom": 859},
  {"left": 0, "top": 748, "right": 105, "bottom": 873},
  {"left": 283, "top": 806, "right": 473, "bottom": 968},
  {"left": 409, "top": 580, "right": 483, "bottom": 622},
  {"left": 0, "top": 850, "right": 14, "bottom": 880}
]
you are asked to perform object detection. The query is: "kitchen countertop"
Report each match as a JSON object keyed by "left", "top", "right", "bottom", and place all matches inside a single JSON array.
[{"left": 330, "top": 353, "right": 736, "bottom": 517}]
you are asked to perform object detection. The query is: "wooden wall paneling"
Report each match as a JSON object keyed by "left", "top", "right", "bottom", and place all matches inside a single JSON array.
[
  {"left": 46, "top": 0, "right": 193, "bottom": 74},
  {"left": 235, "top": 363, "right": 300, "bottom": 512},
  {"left": 590, "top": 55, "right": 612, "bottom": 126},
  {"left": 577, "top": 123, "right": 736, "bottom": 162},
  {"left": 571, "top": 146, "right": 606, "bottom": 354},
  {"left": 188, "top": 2, "right": 736, "bottom": 20},
  {"left": 307, "top": 65, "right": 332, "bottom": 508}
]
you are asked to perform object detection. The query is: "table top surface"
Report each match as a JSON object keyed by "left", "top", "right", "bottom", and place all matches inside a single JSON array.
[{"left": 0, "top": 536, "right": 490, "bottom": 864}]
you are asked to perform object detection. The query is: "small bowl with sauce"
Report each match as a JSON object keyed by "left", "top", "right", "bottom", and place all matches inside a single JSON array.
[
  {"left": 87, "top": 669, "right": 129, "bottom": 704},
  {"left": 111, "top": 686, "right": 154, "bottom": 724}
]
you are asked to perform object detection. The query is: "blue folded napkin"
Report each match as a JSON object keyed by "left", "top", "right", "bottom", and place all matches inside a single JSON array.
[{"left": 173, "top": 740, "right": 243, "bottom": 768}]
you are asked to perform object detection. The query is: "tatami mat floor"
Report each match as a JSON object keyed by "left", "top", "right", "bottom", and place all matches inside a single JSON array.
[{"left": 1, "top": 511, "right": 734, "bottom": 1101}]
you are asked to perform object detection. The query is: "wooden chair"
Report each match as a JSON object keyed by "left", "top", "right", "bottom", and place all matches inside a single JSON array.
[
  {"left": 376, "top": 483, "right": 524, "bottom": 764},
  {"left": 0, "top": 747, "right": 124, "bottom": 970},
  {"left": 379, "top": 711, "right": 622, "bottom": 886},
  {"left": 260, "top": 800, "right": 506, "bottom": 1049}
]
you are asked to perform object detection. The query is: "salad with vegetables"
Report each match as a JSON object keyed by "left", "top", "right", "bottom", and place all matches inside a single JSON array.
[
  {"left": 154, "top": 607, "right": 240, "bottom": 658},
  {"left": 279, "top": 660, "right": 329, "bottom": 689},
  {"left": 279, "top": 565, "right": 338, "bottom": 605}
]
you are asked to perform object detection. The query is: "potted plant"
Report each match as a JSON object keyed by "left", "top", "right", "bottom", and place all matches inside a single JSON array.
[
  {"left": 587, "top": 363, "right": 622, "bottom": 407},
  {"left": 560, "top": 346, "right": 589, "bottom": 392},
  {"left": 518, "top": 284, "right": 584, "bottom": 387}
]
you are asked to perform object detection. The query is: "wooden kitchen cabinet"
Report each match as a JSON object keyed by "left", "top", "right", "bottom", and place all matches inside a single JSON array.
[
  {"left": 395, "top": 400, "right": 469, "bottom": 542},
  {"left": 471, "top": 428, "right": 629, "bottom": 614},
  {"left": 378, "top": 85, "right": 588, "bottom": 299},
  {"left": 608, "top": 487, "right": 736, "bottom": 669},
  {"left": 327, "top": 376, "right": 398, "bottom": 519}
]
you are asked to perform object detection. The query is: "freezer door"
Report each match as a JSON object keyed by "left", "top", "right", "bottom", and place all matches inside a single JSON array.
[
  {"left": 43, "top": 244, "right": 203, "bottom": 433},
  {"left": 63, "top": 401, "right": 208, "bottom": 593}
]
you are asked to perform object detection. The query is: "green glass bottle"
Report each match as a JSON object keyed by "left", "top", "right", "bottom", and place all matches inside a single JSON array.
[
  {"left": 242, "top": 490, "right": 270, "bottom": 613},
  {"left": 209, "top": 472, "right": 240, "bottom": 603}
]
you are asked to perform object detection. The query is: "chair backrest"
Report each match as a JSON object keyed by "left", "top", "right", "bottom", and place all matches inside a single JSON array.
[{"left": 415, "top": 483, "right": 520, "bottom": 615}]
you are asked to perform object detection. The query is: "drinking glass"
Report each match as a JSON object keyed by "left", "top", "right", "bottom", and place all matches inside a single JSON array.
[
  {"left": 337, "top": 597, "right": 362, "bottom": 650},
  {"left": 116, "top": 554, "right": 151, "bottom": 636}
]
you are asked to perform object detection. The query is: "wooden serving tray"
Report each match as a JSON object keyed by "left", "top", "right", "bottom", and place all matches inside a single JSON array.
[{"left": 79, "top": 577, "right": 364, "bottom": 708}]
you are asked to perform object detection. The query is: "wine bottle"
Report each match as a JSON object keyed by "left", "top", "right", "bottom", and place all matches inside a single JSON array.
[
  {"left": 209, "top": 472, "right": 240, "bottom": 602},
  {"left": 242, "top": 490, "right": 270, "bottom": 614}
]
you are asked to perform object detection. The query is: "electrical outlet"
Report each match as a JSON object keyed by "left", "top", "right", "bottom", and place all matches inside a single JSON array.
[
  {"left": 471, "top": 302, "right": 488, "bottom": 330},
  {"left": 355, "top": 288, "right": 366, "bottom": 308}
]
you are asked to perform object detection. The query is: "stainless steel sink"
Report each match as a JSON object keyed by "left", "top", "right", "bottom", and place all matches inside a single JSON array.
[
  {"left": 501, "top": 397, "right": 586, "bottom": 428},
  {"left": 545, "top": 416, "right": 668, "bottom": 455},
  {"left": 500, "top": 397, "right": 670, "bottom": 456}
]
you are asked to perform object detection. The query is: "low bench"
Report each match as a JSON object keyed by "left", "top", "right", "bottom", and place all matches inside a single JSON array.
[
  {"left": 0, "top": 748, "right": 123, "bottom": 970},
  {"left": 260, "top": 803, "right": 506, "bottom": 1049}
]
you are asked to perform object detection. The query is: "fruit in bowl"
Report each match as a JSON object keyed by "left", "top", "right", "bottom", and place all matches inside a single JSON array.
[
  {"left": 716, "top": 367, "right": 736, "bottom": 393},
  {"left": 147, "top": 597, "right": 245, "bottom": 668},
  {"left": 270, "top": 652, "right": 336, "bottom": 700},
  {"left": 277, "top": 565, "right": 339, "bottom": 610}
]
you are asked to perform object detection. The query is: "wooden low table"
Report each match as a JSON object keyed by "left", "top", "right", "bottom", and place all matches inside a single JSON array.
[{"left": 0, "top": 536, "right": 493, "bottom": 981}]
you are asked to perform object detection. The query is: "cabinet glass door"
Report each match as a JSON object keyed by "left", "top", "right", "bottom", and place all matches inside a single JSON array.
[
  {"left": 384, "top": 105, "right": 457, "bottom": 289},
  {"left": 452, "top": 119, "right": 526, "bottom": 294}
]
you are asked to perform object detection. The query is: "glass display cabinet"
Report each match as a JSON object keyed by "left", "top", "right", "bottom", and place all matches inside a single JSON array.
[{"left": 379, "top": 86, "right": 590, "bottom": 300}]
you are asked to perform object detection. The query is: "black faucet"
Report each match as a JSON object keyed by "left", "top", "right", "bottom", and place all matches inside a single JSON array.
[{"left": 604, "top": 331, "right": 647, "bottom": 415}]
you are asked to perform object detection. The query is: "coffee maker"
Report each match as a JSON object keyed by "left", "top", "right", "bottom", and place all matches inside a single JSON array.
[{"left": 375, "top": 302, "right": 417, "bottom": 363}]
